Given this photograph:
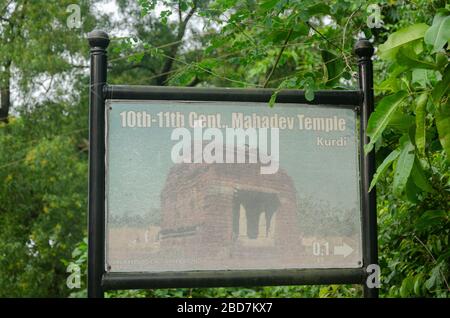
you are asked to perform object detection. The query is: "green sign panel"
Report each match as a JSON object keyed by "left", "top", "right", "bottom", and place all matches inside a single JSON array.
[{"left": 105, "top": 100, "right": 362, "bottom": 273}]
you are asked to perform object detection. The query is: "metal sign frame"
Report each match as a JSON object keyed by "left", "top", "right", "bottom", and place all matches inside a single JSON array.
[{"left": 87, "top": 30, "right": 378, "bottom": 298}]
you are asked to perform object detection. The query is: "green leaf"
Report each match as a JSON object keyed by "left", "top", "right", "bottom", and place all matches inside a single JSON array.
[
  {"left": 377, "top": 65, "right": 408, "bottom": 93},
  {"left": 210, "top": 0, "right": 239, "bottom": 11},
  {"left": 424, "top": 13, "right": 450, "bottom": 53},
  {"left": 435, "top": 100, "right": 450, "bottom": 161},
  {"left": 321, "top": 50, "right": 344, "bottom": 87},
  {"left": 369, "top": 148, "right": 400, "bottom": 191},
  {"left": 305, "top": 89, "right": 315, "bottom": 101},
  {"left": 299, "top": 75, "right": 316, "bottom": 102},
  {"left": 432, "top": 65, "right": 450, "bottom": 104},
  {"left": 393, "top": 137, "right": 415, "bottom": 196},
  {"left": 269, "top": 77, "right": 298, "bottom": 107},
  {"left": 414, "top": 274, "right": 424, "bottom": 296},
  {"left": 415, "top": 93, "right": 428, "bottom": 155},
  {"left": 411, "top": 159, "right": 434, "bottom": 193},
  {"left": 400, "top": 276, "right": 414, "bottom": 297},
  {"left": 377, "top": 76, "right": 400, "bottom": 93},
  {"left": 261, "top": 0, "right": 279, "bottom": 10},
  {"left": 269, "top": 92, "right": 278, "bottom": 108},
  {"left": 416, "top": 210, "right": 449, "bottom": 232},
  {"left": 387, "top": 112, "right": 414, "bottom": 132},
  {"left": 378, "top": 23, "right": 429, "bottom": 60},
  {"left": 412, "top": 69, "right": 441, "bottom": 88},
  {"left": 436, "top": 52, "right": 448, "bottom": 70},
  {"left": 365, "top": 91, "right": 408, "bottom": 153},
  {"left": 397, "top": 47, "right": 437, "bottom": 70},
  {"left": 405, "top": 177, "right": 420, "bottom": 203},
  {"left": 425, "top": 263, "right": 444, "bottom": 290},
  {"left": 306, "top": 3, "right": 330, "bottom": 16}
]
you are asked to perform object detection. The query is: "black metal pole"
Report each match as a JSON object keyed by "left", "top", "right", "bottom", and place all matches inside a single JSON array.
[
  {"left": 87, "top": 30, "right": 109, "bottom": 298},
  {"left": 355, "top": 39, "right": 378, "bottom": 298}
]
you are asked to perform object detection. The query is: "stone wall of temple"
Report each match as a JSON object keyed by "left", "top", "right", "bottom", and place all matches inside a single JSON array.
[{"left": 159, "top": 159, "right": 301, "bottom": 263}]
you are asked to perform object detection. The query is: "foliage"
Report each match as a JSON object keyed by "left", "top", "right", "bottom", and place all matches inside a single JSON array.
[
  {"left": 369, "top": 8, "right": 450, "bottom": 297},
  {"left": 0, "top": 0, "right": 448, "bottom": 298},
  {"left": 0, "top": 95, "right": 89, "bottom": 297},
  {"left": 0, "top": 0, "right": 97, "bottom": 121}
]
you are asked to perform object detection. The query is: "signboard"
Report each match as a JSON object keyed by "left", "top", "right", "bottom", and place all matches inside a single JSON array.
[
  {"left": 87, "top": 30, "right": 378, "bottom": 298},
  {"left": 105, "top": 100, "right": 362, "bottom": 273}
]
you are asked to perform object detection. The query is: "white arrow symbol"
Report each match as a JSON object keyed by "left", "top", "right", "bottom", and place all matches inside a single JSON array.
[{"left": 333, "top": 243, "right": 354, "bottom": 258}]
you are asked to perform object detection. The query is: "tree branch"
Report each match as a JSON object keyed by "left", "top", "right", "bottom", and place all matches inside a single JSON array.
[
  {"left": 156, "top": 1, "right": 198, "bottom": 85},
  {"left": 178, "top": 0, "right": 182, "bottom": 24},
  {"left": 263, "top": 28, "right": 293, "bottom": 88}
]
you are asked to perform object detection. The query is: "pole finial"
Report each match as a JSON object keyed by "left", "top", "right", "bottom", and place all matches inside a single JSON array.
[
  {"left": 87, "top": 30, "right": 110, "bottom": 49},
  {"left": 354, "top": 39, "right": 374, "bottom": 59}
]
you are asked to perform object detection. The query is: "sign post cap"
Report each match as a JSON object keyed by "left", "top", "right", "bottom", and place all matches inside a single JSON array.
[
  {"left": 354, "top": 39, "right": 374, "bottom": 58},
  {"left": 88, "top": 30, "right": 110, "bottom": 49}
]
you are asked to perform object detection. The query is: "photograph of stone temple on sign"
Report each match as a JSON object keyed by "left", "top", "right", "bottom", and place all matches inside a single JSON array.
[{"left": 158, "top": 146, "right": 302, "bottom": 270}]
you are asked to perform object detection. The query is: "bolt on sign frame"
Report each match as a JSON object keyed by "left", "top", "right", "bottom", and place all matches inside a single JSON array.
[{"left": 87, "top": 30, "right": 378, "bottom": 298}]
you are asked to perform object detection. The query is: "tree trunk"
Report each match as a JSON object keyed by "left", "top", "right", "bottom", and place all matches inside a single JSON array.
[
  {"left": 155, "top": 4, "right": 197, "bottom": 86},
  {"left": 0, "top": 62, "right": 11, "bottom": 123}
]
